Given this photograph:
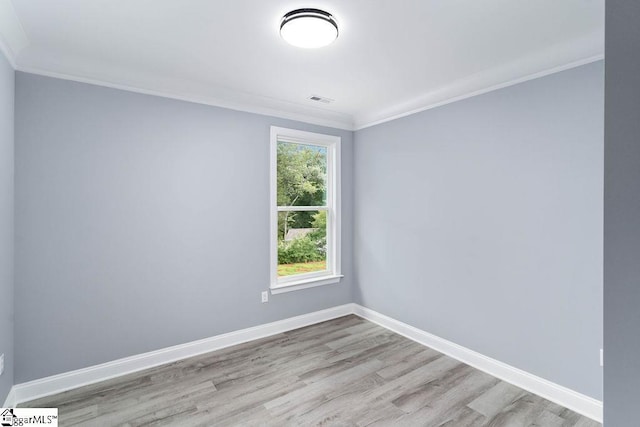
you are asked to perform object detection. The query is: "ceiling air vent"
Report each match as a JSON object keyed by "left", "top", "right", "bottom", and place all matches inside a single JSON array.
[{"left": 308, "top": 95, "right": 334, "bottom": 104}]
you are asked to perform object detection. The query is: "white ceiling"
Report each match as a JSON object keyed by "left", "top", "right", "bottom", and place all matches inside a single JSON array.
[{"left": 0, "top": 0, "right": 604, "bottom": 130}]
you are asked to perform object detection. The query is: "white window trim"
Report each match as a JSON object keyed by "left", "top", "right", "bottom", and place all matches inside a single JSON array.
[{"left": 270, "top": 126, "right": 342, "bottom": 294}]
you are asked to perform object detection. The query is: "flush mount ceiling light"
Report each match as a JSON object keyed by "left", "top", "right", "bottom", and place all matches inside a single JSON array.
[{"left": 280, "top": 8, "right": 338, "bottom": 48}]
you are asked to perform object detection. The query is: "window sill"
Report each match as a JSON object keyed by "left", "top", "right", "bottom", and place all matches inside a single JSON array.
[{"left": 270, "top": 274, "right": 343, "bottom": 294}]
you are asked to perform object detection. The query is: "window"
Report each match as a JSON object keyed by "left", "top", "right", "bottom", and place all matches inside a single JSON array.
[{"left": 270, "top": 126, "right": 342, "bottom": 293}]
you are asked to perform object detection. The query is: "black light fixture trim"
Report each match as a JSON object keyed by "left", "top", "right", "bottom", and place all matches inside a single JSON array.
[{"left": 280, "top": 8, "right": 339, "bottom": 37}]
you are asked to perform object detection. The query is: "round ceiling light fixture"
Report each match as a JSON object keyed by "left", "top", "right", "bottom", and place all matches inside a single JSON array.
[{"left": 280, "top": 8, "right": 338, "bottom": 48}]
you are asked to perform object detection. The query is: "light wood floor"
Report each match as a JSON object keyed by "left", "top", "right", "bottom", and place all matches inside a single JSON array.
[{"left": 22, "top": 315, "right": 601, "bottom": 426}]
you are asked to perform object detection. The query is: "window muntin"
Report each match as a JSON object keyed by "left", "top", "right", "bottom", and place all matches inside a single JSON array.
[{"left": 270, "top": 127, "right": 341, "bottom": 292}]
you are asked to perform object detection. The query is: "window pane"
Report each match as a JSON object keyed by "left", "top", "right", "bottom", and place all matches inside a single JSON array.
[
  {"left": 277, "top": 209, "right": 328, "bottom": 277},
  {"left": 277, "top": 141, "right": 327, "bottom": 207}
]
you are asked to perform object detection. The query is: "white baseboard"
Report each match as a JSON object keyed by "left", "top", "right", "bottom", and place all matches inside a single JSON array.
[
  {"left": 351, "top": 304, "right": 603, "bottom": 423},
  {"left": 2, "top": 387, "right": 16, "bottom": 408},
  {"left": 6, "top": 302, "right": 602, "bottom": 424},
  {"left": 8, "top": 304, "right": 353, "bottom": 406}
]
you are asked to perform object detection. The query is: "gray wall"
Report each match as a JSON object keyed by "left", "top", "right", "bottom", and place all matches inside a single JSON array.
[
  {"left": 14, "top": 72, "right": 353, "bottom": 383},
  {"left": 0, "top": 51, "right": 14, "bottom": 403},
  {"left": 353, "top": 62, "right": 604, "bottom": 400},
  {"left": 604, "top": 1, "right": 640, "bottom": 425},
  {"left": 12, "top": 61, "right": 605, "bottom": 405}
]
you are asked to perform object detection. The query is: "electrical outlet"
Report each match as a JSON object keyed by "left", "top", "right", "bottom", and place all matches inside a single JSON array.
[
  {"left": 600, "top": 349, "right": 603, "bottom": 367},
  {"left": 0, "top": 353, "right": 4, "bottom": 376},
  {"left": 261, "top": 291, "right": 269, "bottom": 303}
]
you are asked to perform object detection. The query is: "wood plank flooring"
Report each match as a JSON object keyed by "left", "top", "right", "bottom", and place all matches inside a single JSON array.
[{"left": 21, "top": 315, "right": 601, "bottom": 426}]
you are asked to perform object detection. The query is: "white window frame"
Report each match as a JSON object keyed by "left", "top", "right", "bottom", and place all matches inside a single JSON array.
[{"left": 270, "top": 126, "right": 342, "bottom": 294}]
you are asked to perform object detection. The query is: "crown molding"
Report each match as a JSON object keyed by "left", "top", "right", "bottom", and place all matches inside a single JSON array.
[
  {"left": 0, "top": 0, "right": 28, "bottom": 68},
  {"left": 354, "top": 54, "right": 604, "bottom": 130},
  {"left": 17, "top": 52, "right": 603, "bottom": 134},
  {"left": 0, "top": 33, "right": 16, "bottom": 68},
  {"left": 15, "top": 64, "right": 355, "bottom": 131},
  {"left": 5, "top": 4, "right": 602, "bottom": 133},
  {"left": 354, "top": 33, "right": 604, "bottom": 130}
]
